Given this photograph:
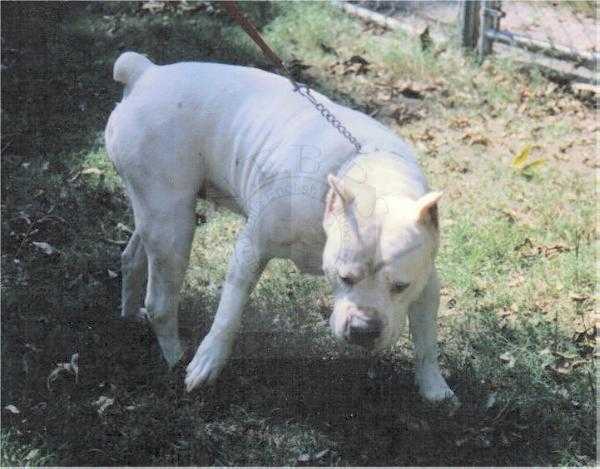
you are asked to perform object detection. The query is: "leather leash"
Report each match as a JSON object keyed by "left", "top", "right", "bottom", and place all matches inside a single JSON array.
[
  {"left": 222, "top": 1, "right": 363, "bottom": 153},
  {"left": 222, "top": 2, "right": 299, "bottom": 89}
]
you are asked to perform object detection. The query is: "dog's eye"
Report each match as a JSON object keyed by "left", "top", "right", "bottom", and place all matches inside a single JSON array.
[
  {"left": 391, "top": 282, "right": 410, "bottom": 294},
  {"left": 339, "top": 275, "right": 356, "bottom": 286}
]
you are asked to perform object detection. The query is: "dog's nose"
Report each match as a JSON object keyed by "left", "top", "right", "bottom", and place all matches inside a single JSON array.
[{"left": 345, "top": 313, "right": 382, "bottom": 348}]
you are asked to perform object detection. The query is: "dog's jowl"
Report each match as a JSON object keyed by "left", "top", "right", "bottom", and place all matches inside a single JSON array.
[{"left": 105, "top": 51, "right": 454, "bottom": 401}]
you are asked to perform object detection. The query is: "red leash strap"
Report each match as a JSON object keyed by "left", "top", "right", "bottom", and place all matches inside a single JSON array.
[{"left": 222, "top": 1, "right": 299, "bottom": 89}]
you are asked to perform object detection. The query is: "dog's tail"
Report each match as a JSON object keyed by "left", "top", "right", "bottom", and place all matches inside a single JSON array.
[{"left": 113, "top": 51, "right": 153, "bottom": 94}]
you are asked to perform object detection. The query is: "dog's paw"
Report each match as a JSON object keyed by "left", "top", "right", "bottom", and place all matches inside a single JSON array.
[
  {"left": 416, "top": 366, "right": 455, "bottom": 403},
  {"left": 185, "top": 333, "right": 232, "bottom": 392},
  {"left": 122, "top": 305, "right": 148, "bottom": 322}
]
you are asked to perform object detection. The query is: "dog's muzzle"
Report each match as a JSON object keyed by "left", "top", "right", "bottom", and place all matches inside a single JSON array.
[{"left": 343, "top": 307, "right": 383, "bottom": 348}]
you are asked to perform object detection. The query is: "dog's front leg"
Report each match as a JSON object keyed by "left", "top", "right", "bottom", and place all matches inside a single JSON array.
[
  {"left": 409, "top": 268, "right": 455, "bottom": 402},
  {"left": 185, "top": 226, "right": 269, "bottom": 392}
]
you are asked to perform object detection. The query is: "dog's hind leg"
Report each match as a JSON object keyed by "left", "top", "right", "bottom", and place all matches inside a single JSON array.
[
  {"left": 409, "top": 268, "right": 455, "bottom": 402},
  {"left": 135, "top": 195, "right": 197, "bottom": 368},
  {"left": 185, "top": 224, "right": 270, "bottom": 391},
  {"left": 121, "top": 230, "right": 148, "bottom": 320}
]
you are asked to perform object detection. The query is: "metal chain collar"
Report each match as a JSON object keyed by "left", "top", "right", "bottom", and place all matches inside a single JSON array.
[{"left": 292, "top": 84, "right": 363, "bottom": 154}]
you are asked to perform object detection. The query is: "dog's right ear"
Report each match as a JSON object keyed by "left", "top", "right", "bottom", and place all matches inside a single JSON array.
[{"left": 325, "top": 174, "right": 354, "bottom": 218}]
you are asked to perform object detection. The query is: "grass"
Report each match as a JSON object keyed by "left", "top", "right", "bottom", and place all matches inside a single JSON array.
[
  {"left": 0, "top": 431, "right": 55, "bottom": 467},
  {"left": 1, "top": 1, "right": 596, "bottom": 466}
]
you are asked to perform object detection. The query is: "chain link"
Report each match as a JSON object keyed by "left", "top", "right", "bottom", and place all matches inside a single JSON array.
[{"left": 293, "top": 84, "right": 363, "bottom": 154}]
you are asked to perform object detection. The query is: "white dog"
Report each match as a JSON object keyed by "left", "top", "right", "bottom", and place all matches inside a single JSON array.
[{"left": 105, "top": 52, "right": 454, "bottom": 402}]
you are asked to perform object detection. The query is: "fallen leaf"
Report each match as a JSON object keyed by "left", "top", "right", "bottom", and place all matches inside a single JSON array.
[
  {"left": 554, "top": 350, "right": 579, "bottom": 360},
  {"left": 540, "top": 243, "right": 570, "bottom": 257},
  {"left": 81, "top": 167, "right": 104, "bottom": 176},
  {"left": 141, "top": 1, "right": 166, "bottom": 13},
  {"left": 484, "top": 392, "right": 497, "bottom": 410},
  {"left": 511, "top": 144, "right": 532, "bottom": 169},
  {"left": 449, "top": 117, "right": 470, "bottom": 129},
  {"left": 516, "top": 240, "right": 570, "bottom": 259},
  {"left": 32, "top": 241, "right": 57, "bottom": 255},
  {"left": 394, "top": 81, "right": 426, "bottom": 99},
  {"left": 559, "top": 141, "right": 574, "bottom": 153},
  {"left": 569, "top": 292, "right": 589, "bottom": 302},
  {"left": 499, "top": 351, "right": 516, "bottom": 368},
  {"left": 116, "top": 222, "right": 133, "bottom": 234},
  {"left": 390, "top": 105, "right": 424, "bottom": 125},
  {"left": 521, "top": 158, "right": 545, "bottom": 173},
  {"left": 17, "top": 211, "right": 32, "bottom": 225},
  {"left": 547, "top": 359, "right": 573, "bottom": 376},
  {"left": 330, "top": 55, "right": 370, "bottom": 76},
  {"left": 179, "top": 1, "right": 212, "bottom": 13},
  {"left": 47, "top": 353, "right": 79, "bottom": 390},
  {"left": 93, "top": 396, "right": 115, "bottom": 415},
  {"left": 314, "top": 449, "right": 332, "bottom": 460},
  {"left": 583, "top": 157, "right": 600, "bottom": 168},
  {"left": 412, "top": 128, "right": 435, "bottom": 142},
  {"left": 499, "top": 208, "right": 519, "bottom": 223},
  {"left": 319, "top": 43, "right": 337, "bottom": 56},
  {"left": 347, "top": 55, "right": 368, "bottom": 66},
  {"left": 462, "top": 132, "right": 489, "bottom": 146},
  {"left": 507, "top": 273, "right": 524, "bottom": 288},
  {"left": 4, "top": 405, "right": 20, "bottom": 414},
  {"left": 24, "top": 449, "right": 40, "bottom": 461}
]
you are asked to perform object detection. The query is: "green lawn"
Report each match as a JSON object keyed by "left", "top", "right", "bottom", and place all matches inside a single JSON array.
[{"left": 1, "top": 2, "right": 596, "bottom": 466}]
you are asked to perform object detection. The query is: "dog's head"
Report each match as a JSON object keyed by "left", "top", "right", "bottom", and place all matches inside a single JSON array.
[{"left": 321, "top": 165, "right": 441, "bottom": 350}]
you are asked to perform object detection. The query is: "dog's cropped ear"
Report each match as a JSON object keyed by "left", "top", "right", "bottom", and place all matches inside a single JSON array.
[
  {"left": 325, "top": 174, "right": 354, "bottom": 217},
  {"left": 416, "top": 191, "right": 442, "bottom": 228}
]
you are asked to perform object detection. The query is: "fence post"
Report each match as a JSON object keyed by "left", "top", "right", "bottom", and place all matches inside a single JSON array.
[
  {"left": 459, "top": 0, "right": 481, "bottom": 50},
  {"left": 478, "top": 1, "right": 502, "bottom": 59}
]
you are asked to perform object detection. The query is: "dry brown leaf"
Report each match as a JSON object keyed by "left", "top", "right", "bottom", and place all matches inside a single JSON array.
[
  {"left": 569, "top": 292, "right": 589, "bottom": 302},
  {"left": 449, "top": 117, "right": 470, "bottom": 129},
  {"left": 412, "top": 128, "right": 435, "bottom": 142},
  {"left": 516, "top": 239, "right": 570, "bottom": 259},
  {"left": 507, "top": 273, "right": 525, "bottom": 288},
  {"left": 462, "top": 132, "right": 489, "bottom": 146},
  {"left": 582, "top": 157, "right": 600, "bottom": 168}
]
